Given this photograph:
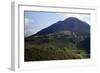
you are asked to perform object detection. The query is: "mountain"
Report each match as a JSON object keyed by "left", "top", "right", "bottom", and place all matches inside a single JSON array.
[
  {"left": 34, "top": 17, "right": 90, "bottom": 36},
  {"left": 25, "top": 17, "right": 90, "bottom": 61}
]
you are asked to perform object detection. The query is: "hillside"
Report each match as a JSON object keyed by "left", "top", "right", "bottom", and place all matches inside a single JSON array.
[
  {"left": 25, "top": 17, "right": 90, "bottom": 61},
  {"left": 34, "top": 17, "right": 90, "bottom": 36}
]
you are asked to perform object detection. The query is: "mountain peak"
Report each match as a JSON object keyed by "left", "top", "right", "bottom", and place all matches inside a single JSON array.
[
  {"left": 33, "top": 17, "right": 90, "bottom": 36},
  {"left": 64, "top": 17, "right": 84, "bottom": 23},
  {"left": 65, "top": 17, "right": 79, "bottom": 20}
]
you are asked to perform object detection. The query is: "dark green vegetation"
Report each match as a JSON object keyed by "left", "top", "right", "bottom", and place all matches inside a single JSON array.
[
  {"left": 24, "top": 17, "right": 90, "bottom": 61},
  {"left": 25, "top": 31, "right": 90, "bottom": 61}
]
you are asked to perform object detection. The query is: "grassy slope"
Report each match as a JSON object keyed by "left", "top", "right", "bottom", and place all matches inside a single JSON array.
[{"left": 24, "top": 35, "right": 89, "bottom": 61}]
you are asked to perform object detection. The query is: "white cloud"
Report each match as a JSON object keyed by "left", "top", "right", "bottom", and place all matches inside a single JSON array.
[
  {"left": 24, "top": 18, "right": 41, "bottom": 37},
  {"left": 25, "top": 18, "right": 32, "bottom": 25}
]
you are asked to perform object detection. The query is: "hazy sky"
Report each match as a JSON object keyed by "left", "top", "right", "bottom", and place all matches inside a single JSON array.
[{"left": 24, "top": 11, "right": 90, "bottom": 37}]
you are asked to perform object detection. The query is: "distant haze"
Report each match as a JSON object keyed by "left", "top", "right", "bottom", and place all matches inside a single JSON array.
[{"left": 24, "top": 11, "right": 90, "bottom": 37}]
